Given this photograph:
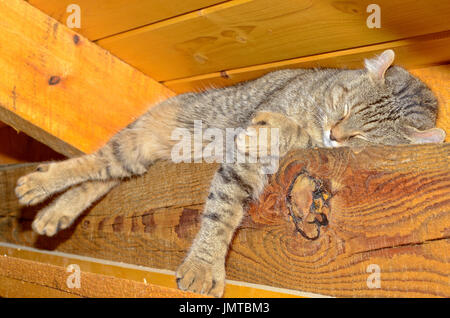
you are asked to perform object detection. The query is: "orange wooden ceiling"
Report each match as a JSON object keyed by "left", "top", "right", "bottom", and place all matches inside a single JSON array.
[{"left": 30, "top": 0, "right": 450, "bottom": 86}]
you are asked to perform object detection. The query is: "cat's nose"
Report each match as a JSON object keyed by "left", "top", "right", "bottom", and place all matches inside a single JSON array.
[{"left": 330, "top": 126, "right": 345, "bottom": 143}]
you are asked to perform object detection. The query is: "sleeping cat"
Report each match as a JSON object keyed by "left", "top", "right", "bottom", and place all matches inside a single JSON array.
[{"left": 15, "top": 50, "right": 445, "bottom": 296}]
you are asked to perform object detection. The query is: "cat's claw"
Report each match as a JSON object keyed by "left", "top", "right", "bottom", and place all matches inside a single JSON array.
[
  {"left": 15, "top": 165, "right": 52, "bottom": 205},
  {"left": 176, "top": 256, "right": 225, "bottom": 297}
]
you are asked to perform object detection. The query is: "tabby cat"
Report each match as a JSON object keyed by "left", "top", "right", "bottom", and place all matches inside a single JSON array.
[{"left": 15, "top": 50, "right": 445, "bottom": 296}]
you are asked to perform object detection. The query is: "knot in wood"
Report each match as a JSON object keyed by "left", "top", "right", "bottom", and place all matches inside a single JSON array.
[{"left": 286, "top": 171, "right": 330, "bottom": 240}]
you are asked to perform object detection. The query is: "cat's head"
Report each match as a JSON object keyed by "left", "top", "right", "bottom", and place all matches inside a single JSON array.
[{"left": 323, "top": 49, "right": 446, "bottom": 148}]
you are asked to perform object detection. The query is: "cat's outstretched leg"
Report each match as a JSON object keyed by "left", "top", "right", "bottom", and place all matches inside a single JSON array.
[
  {"left": 176, "top": 163, "right": 267, "bottom": 297},
  {"left": 32, "top": 180, "right": 119, "bottom": 236},
  {"left": 177, "top": 111, "right": 313, "bottom": 297},
  {"left": 15, "top": 101, "right": 180, "bottom": 206}
]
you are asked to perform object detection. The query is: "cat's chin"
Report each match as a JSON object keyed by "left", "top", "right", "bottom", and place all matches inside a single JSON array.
[{"left": 323, "top": 130, "right": 340, "bottom": 148}]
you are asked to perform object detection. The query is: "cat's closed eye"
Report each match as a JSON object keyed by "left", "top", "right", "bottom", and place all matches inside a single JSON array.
[
  {"left": 342, "top": 104, "right": 351, "bottom": 120},
  {"left": 347, "top": 132, "right": 364, "bottom": 140}
]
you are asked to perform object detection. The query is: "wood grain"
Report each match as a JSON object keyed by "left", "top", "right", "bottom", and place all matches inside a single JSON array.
[
  {"left": 97, "top": 0, "right": 450, "bottom": 81},
  {"left": 163, "top": 32, "right": 450, "bottom": 93},
  {"left": 0, "top": 143, "right": 449, "bottom": 297},
  {"left": 0, "top": 243, "right": 307, "bottom": 298},
  {"left": 0, "top": 0, "right": 175, "bottom": 156},
  {"left": 0, "top": 254, "right": 204, "bottom": 298},
  {"left": 28, "top": 0, "right": 226, "bottom": 41}
]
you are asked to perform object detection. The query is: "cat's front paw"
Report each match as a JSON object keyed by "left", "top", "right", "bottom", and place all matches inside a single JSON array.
[
  {"left": 236, "top": 113, "right": 274, "bottom": 159},
  {"left": 237, "top": 111, "right": 299, "bottom": 159},
  {"left": 15, "top": 164, "right": 53, "bottom": 205},
  {"left": 176, "top": 256, "right": 225, "bottom": 297}
]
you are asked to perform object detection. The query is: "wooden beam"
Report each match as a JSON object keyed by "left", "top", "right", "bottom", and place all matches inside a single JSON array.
[
  {"left": 0, "top": 252, "right": 204, "bottom": 298},
  {"left": 0, "top": 0, "right": 175, "bottom": 157},
  {"left": 0, "top": 243, "right": 311, "bottom": 298},
  {"left": 28, "top": 0, "right": 227, "bottom": 41},
  {"left": 97, "top": 0, "right": 450, "bottom": 81},
  {"left": 163, "top": 32, "right": 450, "bottom": 93},
  {"left": 1, "top": 143, "right": 449, "bottom": 297}
]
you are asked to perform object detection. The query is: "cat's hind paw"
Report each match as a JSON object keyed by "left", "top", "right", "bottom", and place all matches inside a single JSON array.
[
  {"left": 176, "top": 256, "right": 225, "bottom": 297},
  {"left": 32, "top": 205, "right": 76, "bottom": 236},
  {"left": 15, "top": 164, "right": 53, "bottom": 205}
]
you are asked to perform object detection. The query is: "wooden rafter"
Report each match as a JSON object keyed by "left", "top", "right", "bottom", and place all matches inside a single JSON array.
[
  {"left": 28, "top": 0, "right": 225, "bottom": 41},
  {"left": 163, "top": 32, "right": 450, "bottom": 93},
  {"left": 95, "top": 0, "right": 450, "bottom": 81},
  {"left": 0, "top": 0, "right": 175, "bottom": 157}
]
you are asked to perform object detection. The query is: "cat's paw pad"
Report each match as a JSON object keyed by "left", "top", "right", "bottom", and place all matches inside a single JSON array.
[
  {"left": 32, "top": 208, "right": 74, "bottom": 236},
  {"left": 15, "top": 165, "right": 52, "bottom": 205},
  {"left": 176, "top": 256, "right": 225, "bottom": 297}
]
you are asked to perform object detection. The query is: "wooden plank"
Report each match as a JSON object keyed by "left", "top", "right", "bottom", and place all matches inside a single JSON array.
[
  {"left": 0, "top": 243, "right": 310, "bottom": 298},
  {"left": 0, "top": 253, "right": 204, "bottom": 298},
  {"left": 28, "top": 0, "right": 227, "bottom": 41},
  {"left": 97, "top": 0, "right": 450, "bottom": 81},
  {"left": 0, "top": 0, "right": 175, "bottom": 156},
  {"left": 163, "top": 32, "right": 450, "bottom": 93},
  {"left": 0, "top": 276, "right": 79, "bottom": 298},
  {"left": 0, "top": 143, "right": 449, "bottom": 297}
]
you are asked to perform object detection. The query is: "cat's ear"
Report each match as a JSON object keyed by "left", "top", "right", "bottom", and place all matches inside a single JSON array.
[
  {"left": 364, "top": 49, "right": 395, "bottom": 81},
  {"left": 405, "top": 126, "right": 446, "bottom": 144}
]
